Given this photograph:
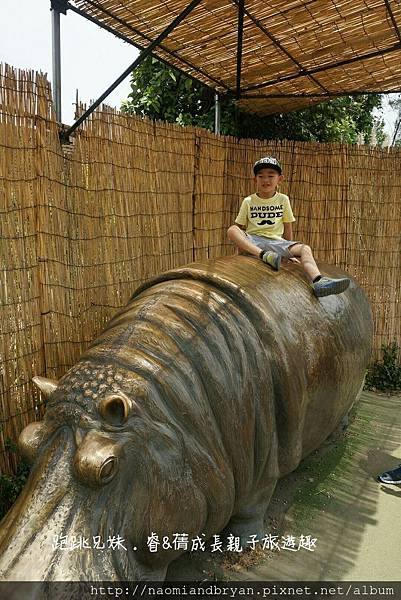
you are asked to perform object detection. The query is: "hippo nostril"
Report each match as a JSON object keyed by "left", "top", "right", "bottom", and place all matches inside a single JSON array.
[
  {"left": 99, "top": 457, "right": 119, "bottom": 483},
  {"left": 74, "top": 431, "right": 121, "bottom": 487}
]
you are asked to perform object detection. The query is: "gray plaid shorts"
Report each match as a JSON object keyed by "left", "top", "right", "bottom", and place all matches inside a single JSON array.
[{"left": 245, "top": 233, "right": 299, "bottom": 258}]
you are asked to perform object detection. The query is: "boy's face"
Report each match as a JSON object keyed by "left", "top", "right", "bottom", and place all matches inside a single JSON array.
[{"left": 254, "top": 167, "right": 283, "bottom": 198}]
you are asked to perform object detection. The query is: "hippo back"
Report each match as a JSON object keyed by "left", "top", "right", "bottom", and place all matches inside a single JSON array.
[{"left": 88, "top": 255, "right": 373, "bottom": 478}]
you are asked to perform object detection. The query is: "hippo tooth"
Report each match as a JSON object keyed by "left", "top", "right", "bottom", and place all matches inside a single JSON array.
[{"left": 18, "top": 421, "right": 54, "bottom": 462}]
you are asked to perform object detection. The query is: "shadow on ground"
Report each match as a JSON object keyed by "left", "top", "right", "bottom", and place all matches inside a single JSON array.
[{"left": 166, "top": 391, "right": 401, "bottom": 581}]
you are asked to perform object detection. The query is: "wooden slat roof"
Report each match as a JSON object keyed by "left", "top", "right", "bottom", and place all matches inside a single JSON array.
[{"left": 71, "top": 0, "right": 401, "bottom": 114}]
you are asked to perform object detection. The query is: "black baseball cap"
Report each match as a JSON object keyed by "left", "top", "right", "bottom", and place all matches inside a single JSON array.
[{"left": 253, "top": 156, "right": 282, "bottom": 175}]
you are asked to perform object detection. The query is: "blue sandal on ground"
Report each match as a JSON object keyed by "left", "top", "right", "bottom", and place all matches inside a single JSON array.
[{"left": 377, "top": 464, "right": 401, "bottom": 485}]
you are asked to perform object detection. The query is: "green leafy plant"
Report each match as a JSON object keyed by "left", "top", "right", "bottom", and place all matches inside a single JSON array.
[
  {"left": 121, "top": 56, "right": 386, "bottom": 144},
  {"left": 365, "top": 342, "right": 401, "bottom": 392},
  {"left": 0, "top": 438, "right": 30, "bottom": 521}
]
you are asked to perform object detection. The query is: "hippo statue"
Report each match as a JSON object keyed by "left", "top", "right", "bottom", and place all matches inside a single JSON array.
[{"left": 0, "top": 255, "right": 372, "bottom": 581}]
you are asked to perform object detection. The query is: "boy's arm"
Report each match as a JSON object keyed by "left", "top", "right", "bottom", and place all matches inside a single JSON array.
[
  {"left": 234, "top": 198, "right": 248, "bottom": 230},
  {"left": 283, "top": 222, "right": 293, "bottom": 240},
  {"left": 283, "top": 196, "right": 296, "bottom": 241},
  {"left": 283, "top": 220, "right": 300, "bottom": 263}
]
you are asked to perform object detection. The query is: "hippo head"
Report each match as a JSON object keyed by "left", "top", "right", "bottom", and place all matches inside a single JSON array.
[{"left": 0, "top": 359, "right": 224, "bottom": 581}]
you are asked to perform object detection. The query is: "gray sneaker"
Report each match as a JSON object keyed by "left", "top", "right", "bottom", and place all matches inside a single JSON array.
[
  {"left": 312, "top": 276, "right": 350, "bottom": 297},
  {"left": 377, "top": 464, "right": 401, "bottom": 485},
  {"left": 261, "top": 251, "right": 281, "bottom": 271}
]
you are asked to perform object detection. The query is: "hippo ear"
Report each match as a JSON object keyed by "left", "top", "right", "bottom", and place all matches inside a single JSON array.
[{"left": 32, "top": 376, "right": 58, "bottom": 398}]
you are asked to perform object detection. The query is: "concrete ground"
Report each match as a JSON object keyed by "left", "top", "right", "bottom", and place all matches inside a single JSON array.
[{"left": 168, "top": 391, "right": 401, "bottom": 581}]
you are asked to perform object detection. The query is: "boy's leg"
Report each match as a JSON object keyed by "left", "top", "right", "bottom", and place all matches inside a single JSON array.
[
  {"left": 288, "top": 243, "right": 320, "bottom": 281},
  {"left": 227, "top": 226, "right": 281, "bottom": 270},
  {"left": 289, "top": 243, "right": 350, "bottom": 297},
  {"left": 227, "top": 225, "right": 263, "bottom": 258}
]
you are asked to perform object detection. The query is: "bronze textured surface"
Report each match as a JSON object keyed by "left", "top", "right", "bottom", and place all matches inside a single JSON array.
[{"left": 0, "top": 256, "right": 373, "bottom": 581}]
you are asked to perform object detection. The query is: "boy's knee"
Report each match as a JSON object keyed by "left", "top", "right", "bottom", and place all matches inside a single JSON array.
[{"left": 227, "top": 225, "right": 239, "bottom": 240}]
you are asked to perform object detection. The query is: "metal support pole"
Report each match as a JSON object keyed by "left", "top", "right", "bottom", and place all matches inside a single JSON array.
[
  {"left": 61, "top": 0, "right": 203, "bottom": 141},
  {"left": 236, "top": 0, "right": 245, "bottom": 100},
  {"left": 214, "top": 92, "right": 221, "bottom": 134},
  {"left": 51, "top": 6, "right": 62, "bottom": 121},
  {"left": 392, "top": 115, "right": 401, "bottom": 146}
]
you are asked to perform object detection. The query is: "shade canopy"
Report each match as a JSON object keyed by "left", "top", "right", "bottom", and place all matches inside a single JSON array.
[{"left": 71, "top": 0, "right": 401, "bottom": 115}]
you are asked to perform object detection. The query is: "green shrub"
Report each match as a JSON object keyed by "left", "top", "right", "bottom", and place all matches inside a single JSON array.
[
  {"left": 0, "top": 438, "right": 30, "bottom": 521},
  {"left": 365, "top": 342, "right": 401, "bottom": 392}
]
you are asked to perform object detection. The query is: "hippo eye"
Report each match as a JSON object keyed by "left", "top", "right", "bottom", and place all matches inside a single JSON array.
[{"left": 99, "top": 394, "right": 130, "bottom": 427}]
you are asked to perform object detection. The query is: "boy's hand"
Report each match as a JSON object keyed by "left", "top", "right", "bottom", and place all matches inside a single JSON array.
[{"left": 283, "top": 256, "right": 301, "bottom": 264}]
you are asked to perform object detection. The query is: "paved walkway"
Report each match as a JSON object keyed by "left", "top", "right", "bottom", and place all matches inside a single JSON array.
[
  {"left": 168, "top": 391, "right": 401, "bottom": 581},
  {"left": 232, "top": 391, "right": 401, "bottom": 581}
]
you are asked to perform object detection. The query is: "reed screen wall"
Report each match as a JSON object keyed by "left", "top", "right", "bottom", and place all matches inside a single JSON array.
[{"left": 1, "top": 65, "right": 400, "bottom": 474}]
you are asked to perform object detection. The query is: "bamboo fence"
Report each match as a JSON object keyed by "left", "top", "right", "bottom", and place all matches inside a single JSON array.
[{"left": 0, "top": 64, "right": 400, "bottom": 475}]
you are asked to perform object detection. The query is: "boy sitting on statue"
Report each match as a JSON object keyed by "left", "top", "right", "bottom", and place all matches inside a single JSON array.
[{"left": 227, "top": 156, "right": 350, "bottom": 298}]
